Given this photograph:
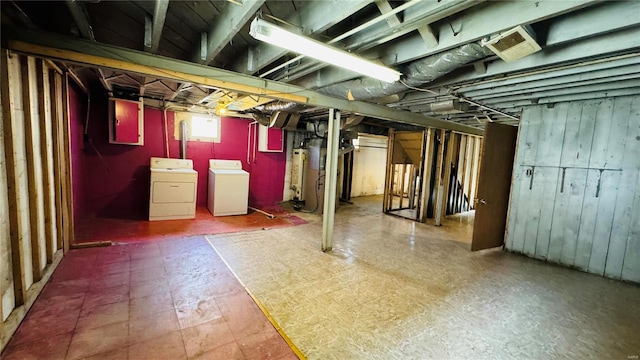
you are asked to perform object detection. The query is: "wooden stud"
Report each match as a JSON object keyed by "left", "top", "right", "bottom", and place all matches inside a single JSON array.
[
  {"left": 464, "top": 137, "right": 475, "bottom": 210},
  {"left": 399, "top": 163, "right": 406, "bottom": 209},
  {"left": 388, "top": 163, "right": 396, "bottom": 210},
  {"left": 451, "top": 134, "right": 459, "bottom": 213},
  {"left": 383, "top": 129, "right": 395, "bottom": 212},
  {"left": 419, "top": 128, "right": 435, "bottom": 222},
  {"left": 408, "top": 164, "right": 416, "bottom": 212},
  {"left": 449, "top": 134, "right": 461, "bottom": 214},
  {"left": 1, "top": 51, "right": 28, "bottom": 306},
  {"left": 36, "top": 60, "right": 56, "bottom": 263},
  {"left": 457, "top": 135, "right": 468, "bottom": 212},
  {"left": 441, "top": 131, "right": 455, "bottom": 218},
  {"left": 50, "top": 72, "right": 65, "bottom": 251},
  {"left": 470, "top": 137, "right": 482, "bottom": 210},
  {"left": 61, "top": 75, "right": 75, "bottom": 250},
  {"left": 434, "top": 130, "right": 447, "bottom": 226},
  {"left": 20, "top": 56, "right": 44, "bottom": 281}
]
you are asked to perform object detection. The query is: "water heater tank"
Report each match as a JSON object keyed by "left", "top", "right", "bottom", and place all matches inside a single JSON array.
[{"left": 291, "top": 148, "right": 307, "bottom": 201}]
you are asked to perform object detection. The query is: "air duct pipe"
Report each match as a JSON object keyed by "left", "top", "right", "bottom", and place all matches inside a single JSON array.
[
  {"left": 254, "top": 101, "right": 299, "bottom": 112},
  {"left": 318, "top": 43, "right": 493, "bottom": 100}
]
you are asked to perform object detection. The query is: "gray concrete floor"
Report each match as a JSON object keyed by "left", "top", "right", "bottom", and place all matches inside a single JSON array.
[{"left": 209, "top": 195, "right": 640, "bottom": 359}]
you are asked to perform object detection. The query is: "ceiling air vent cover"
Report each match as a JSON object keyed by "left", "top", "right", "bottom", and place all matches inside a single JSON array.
[
  {"left": 483, "top": 25, "right": 542, "bottom": 62},
  {"left": 430, "top": 100, "right": 469, "bottom": 114}
]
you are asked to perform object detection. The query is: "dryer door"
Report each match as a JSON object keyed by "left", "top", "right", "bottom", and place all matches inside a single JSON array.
[{"left": 152, "top": 181, "right": 196, "bottom": 203}]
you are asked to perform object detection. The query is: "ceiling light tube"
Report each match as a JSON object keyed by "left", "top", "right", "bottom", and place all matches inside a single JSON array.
[{"left": 250, "top": 17, "right": 402, "bottom": 83}]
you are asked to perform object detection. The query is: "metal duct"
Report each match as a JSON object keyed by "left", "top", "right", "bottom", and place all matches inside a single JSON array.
[
  {"left": 318, "top": 43, "right": 493, "bottom": 100},
  {"left": 254, "top": 101, "right": 299, "bottom": 112},
  {"left": 271, "top": 111, "right": 302, "bottom": 130},
  {"left": 249, "top": 113, "right": 272, "bottom": 126}
]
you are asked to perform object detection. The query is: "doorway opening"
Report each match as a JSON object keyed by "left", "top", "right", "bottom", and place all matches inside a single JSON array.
[
  {"left": 383, "top": 131, "right": 426, "bottom": 221},
  {"left": 379, "top": 129, "right": 483, "bottom": 226}
]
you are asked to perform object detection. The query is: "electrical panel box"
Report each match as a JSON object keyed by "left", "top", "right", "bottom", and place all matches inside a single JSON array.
[
  {"left": 291, "top": 148, "right": 307, "bottom": 201},
  {"left": 258, "top": 124, "right": 284, "bottom": 152},
  {"left": 109, "top": 97, "right": 144, "bottom": 145}
]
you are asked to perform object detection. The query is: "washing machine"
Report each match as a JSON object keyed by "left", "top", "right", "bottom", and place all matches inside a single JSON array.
[
  {"left": 149, "top": 157, "right": 198, "bottom": 221},
  {"left": 207, "top": 159, "right": 249, "bottom": 216}
]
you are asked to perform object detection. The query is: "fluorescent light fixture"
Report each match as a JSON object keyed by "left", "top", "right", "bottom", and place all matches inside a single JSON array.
[{"left": 250, "top": 17, "right": 401, "bottom": 83}]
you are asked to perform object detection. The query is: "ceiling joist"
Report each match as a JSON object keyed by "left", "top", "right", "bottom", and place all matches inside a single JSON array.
[
  {"left": 65, "top": 0, "right": 95, "bottom": 41},
  {"left": 193, "top": 0, "right": 266, "bottom": 65},
  {"left": 144, "top": 0, "right": 169, "bottom": 54}
]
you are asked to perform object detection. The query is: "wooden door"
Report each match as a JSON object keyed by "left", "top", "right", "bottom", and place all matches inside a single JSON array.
[{"left": 471, "top": 122, "right": 518, "bottom": 251}]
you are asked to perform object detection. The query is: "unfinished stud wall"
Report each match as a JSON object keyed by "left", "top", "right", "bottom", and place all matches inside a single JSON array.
[
  {"left": 0, "top": 50, "right": 72, "bottom": 350},
  {"left": 506, "top": 96, "right": 640, "bottom": 282},
  {"left": 420, "top": 130, "right": 482, "bottom": 222}
]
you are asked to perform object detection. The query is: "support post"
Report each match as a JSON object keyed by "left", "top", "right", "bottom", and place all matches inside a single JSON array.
[
  {"left": 399, "top": 163, "right": 406, "bottom": 209},
  {"left": 322, "top": 109, "right": 340, "bottom": 252},
  {"left": 383, "top": 129, "right": 395, "bottom": 213},
  {"left": 434, "top": 130, "right": 448, "bottom": 226},
  {"left": 419, "top": 129, "right": 434, "bottom": 222}
]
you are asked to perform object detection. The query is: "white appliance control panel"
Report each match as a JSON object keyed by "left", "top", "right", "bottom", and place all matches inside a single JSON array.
[
  {"left": 151, "top": 157, "right": 193, "bottom": 170},
  {"left": 209, "top": 159, "right": 242, "bottom": 170}
]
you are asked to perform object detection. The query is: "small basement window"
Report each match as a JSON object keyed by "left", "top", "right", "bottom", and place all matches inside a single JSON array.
[{"left": 175, "top": 112, "right": 221, "bottom": 143}]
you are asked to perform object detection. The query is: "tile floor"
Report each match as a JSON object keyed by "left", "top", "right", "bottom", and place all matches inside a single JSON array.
[
  {"left": 74, "top": 207, "right": 306, "bottom": 244},
  {"left": 5, "top": 195, "right": 640, "bottom": 359},
  {"left": 2, "top": 236, "right": 299, "bottom": 360},
  {"left": 210, "top": 195, "right": 640, "bottom": 359}
]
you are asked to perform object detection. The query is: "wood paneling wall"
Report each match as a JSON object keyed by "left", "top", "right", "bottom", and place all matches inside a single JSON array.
[
  {"left": 0, "top": 50, "right": 73, "bottom": 351},
  {"left": 506, "top": 96, "right": 640, "bottom": 282}
]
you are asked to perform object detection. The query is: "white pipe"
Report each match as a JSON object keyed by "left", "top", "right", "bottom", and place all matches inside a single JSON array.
[
  {"left": 180, "top": 120, "right": 188, "bottom": 159},
  {"left": 249, "top": 206, "right": 276, "bottom": 219},
  {"left": 253, "top": 122, "right": 258, "bottom": 163},
  {"left": 163, "top": 107, "right": 170, "bottom": 157},
  {"left": 247, "top": 121, "right": 257, "bottom": 164}
]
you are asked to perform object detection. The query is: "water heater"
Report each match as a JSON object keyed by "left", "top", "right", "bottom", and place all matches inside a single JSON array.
[{"left": 291, "top": 149, "right": 307, "bottom": 201}]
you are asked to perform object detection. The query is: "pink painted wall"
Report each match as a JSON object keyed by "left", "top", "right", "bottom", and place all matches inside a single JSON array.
[
  {"left": 68, "top": 83, "right": 88, "bottom": 225},
  {"left": 69, "top": 89, "right": 286, "bottom": 220}
]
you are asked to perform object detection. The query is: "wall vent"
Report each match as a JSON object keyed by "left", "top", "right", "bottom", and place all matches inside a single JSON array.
[{"left": 483, "top": 25, "right": 542, "bottom": 62}]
